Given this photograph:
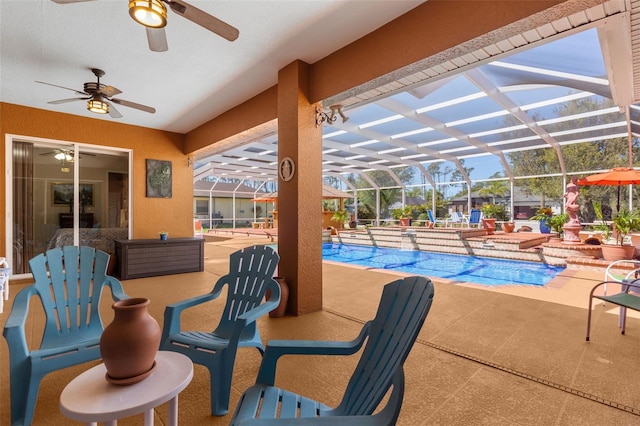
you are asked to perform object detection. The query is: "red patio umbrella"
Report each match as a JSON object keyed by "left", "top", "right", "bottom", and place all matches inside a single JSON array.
[
  {"left": 253, "top": 193, "right": 277, "bottom": 218},
  {"left": 577, "top": 167, "right": 640, "bottom": 212}
]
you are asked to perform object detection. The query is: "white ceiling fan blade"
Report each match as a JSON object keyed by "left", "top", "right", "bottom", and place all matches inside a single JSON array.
[
  {"left": 36, "top": 80, "right": 87, "bottom": 95},
  {"left": 48, "top": 97, "right": 89, "bottom": 104},
  {"left": 146, "top": 27, "right": 168, "bottom": 52},
  {"left": 104, "top": 101, "right": 123, "bottom": 119},
  {"left": 111, "top": 98, "right": 156, "bottom": 114},
  {"left": 167, "top": 0, "right": 239, "bottom": 41}
]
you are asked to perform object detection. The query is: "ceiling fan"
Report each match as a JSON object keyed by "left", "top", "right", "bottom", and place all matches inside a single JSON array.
[
  {"left": 38, "top": 148, "right": 97, "bottom": 172},
  {"left": 50, "top": 0, "right": 239, "bottom": 52},
  {"left": 36, "top": 68, "right": 156, "bottom": 119},
  {"left": 39, "top": 149, "right": 96, "bottom": 160}
]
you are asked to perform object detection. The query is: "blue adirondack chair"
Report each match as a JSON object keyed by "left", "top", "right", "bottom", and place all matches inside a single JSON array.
[
  {"left": 3, "top": 246, "right": 129, "bottom": 426},
  {"left": 160, "top": 245, "right": 281, "bottom": 416},
  {"left": 229, "top": 275, "right": 435, "bottom": 425},
  {"left": 467, "top": 208, "right": 482, "bottom": 228}
]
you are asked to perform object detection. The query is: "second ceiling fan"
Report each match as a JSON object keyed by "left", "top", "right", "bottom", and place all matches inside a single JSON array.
[
  {"left": 37, "top": 68, "right": 156, "bottom": 119},
  {"left": 51, "top": 0, "right": 239, "bottom": 52}
]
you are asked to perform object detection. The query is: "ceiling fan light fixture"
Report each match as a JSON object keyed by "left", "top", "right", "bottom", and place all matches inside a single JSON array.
[
  {"left": 87, "top": 98, "right": 109, "bottom": 115},
  {"left": 129, "top": 0, "right": 167, "bottom": 28},
  {"left": 54, "top": 152, "right": 73, "bottom": 162}
]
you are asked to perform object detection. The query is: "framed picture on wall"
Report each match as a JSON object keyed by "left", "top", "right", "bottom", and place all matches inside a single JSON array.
[
  {"left": 146, "top": 159, "right": 172, "bottom": 198},
  {"left": 52, "top": 183, "right": 94, "bottom": 206}
]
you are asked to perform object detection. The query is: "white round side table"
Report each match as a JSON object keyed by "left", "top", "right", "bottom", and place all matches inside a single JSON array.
[{"left": 60, "top": 351, "right": 193, "bottom": 426}]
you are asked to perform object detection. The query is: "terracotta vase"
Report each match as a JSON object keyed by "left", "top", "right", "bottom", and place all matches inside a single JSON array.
[
  {"left": 482, "top": 218, "right": 497, "bottom": 235},
  {"left": 100, "top": 298, "right": 161, "bottom": 385},
  {"left": 502, "top": 222, "right": 515, "bottom": 233},
  {"left": 266, "top": 277, "right": 289, "bottom": 318}
]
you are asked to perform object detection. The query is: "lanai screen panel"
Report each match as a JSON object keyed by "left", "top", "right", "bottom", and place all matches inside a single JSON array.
[{"left": 197, "top": 26, "right": 638, "bottom": 188}]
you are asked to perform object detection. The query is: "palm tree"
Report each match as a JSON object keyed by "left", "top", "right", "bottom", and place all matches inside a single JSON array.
[{"left": 478, "top": 179, "right": 508, "bottom": 204}]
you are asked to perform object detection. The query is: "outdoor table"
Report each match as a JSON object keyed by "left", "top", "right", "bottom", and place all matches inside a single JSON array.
[{"left": 60, "top": 351, "right": 193, "bottom": 425}]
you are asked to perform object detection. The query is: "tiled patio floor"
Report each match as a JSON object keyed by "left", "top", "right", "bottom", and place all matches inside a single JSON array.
[{"left": 2, "top": 234, "right": 640, "bottom": 425}]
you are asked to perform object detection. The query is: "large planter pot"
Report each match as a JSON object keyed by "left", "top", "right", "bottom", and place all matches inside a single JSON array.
[
  {"left": 100, "top": 298, "right": 161, "bottom": 385},
  {"left": 482, "top": 218, "right": 497, "bottom": 235},
  {"left": 399, "top": 218, "right": 411, "bottom": 226},
  {"left": 539, "top": 218, "right": 551, "bottom": 234},
  {"left": 601, "top": 244, "right": 636, "bottom": 261},
  {"left": 266, "top": 276, "right": 289, "bottom": 318}
]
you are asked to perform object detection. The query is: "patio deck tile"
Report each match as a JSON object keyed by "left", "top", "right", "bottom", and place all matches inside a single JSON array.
[{"left": 2, "top": 234, "right": 640, "bottom": 424}]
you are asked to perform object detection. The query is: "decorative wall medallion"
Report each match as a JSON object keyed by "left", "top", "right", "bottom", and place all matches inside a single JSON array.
[{"left": 279, "top": 157, "right": 295, "bottom": 182}]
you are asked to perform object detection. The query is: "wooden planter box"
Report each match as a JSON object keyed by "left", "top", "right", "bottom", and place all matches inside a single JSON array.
[{"left": 115, "top": 238, "right": 204, "bottom": 280}]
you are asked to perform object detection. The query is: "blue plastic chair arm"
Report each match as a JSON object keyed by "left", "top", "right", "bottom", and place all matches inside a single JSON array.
[
  {"left": 210, "top": 274, "right": 231, "bottom": 296},
  {"left": 162, "top": 278, "right": 235, "bottom": 338},
  {"left": 168, "top": 292, "right": 219, "bottom": 311},
  {"left": 4, "top": 286, "right": 37, "bottom": 332},
  {"left": 234, "top": 298, "right": 280, "bottom": 328},
  {"left": 255, "top": 323, "right": 370, "bottom": 386},
  {"left": 103, "top": 276, "right": 129, "bottom": 301},
  {"left": 166, "top": 274, "right": 231, "bottom": 314}
]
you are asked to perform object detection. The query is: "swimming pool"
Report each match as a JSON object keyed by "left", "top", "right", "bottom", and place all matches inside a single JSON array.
[{"left": 321, "top": 243, "right": 564, "bottom": 287}]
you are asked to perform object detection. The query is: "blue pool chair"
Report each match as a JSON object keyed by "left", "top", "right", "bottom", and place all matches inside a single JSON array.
[
  {"left": 160, "top": 245, "right": 281, "bottom": 416},
  {"left": 3, "top": 246, "right": 128, "bottom": 426},
  {"left": 229, "top": 275, "right": 435, "bottom": 425},
  {"left": 467, "top": 209, "right": 482, "bottom": 228},
  {"left": 427, "top": 209, "right": 445, "bottom": 227}
]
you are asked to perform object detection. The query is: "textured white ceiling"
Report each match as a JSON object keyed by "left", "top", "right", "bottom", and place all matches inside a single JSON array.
[{"left": 0, "top": 0, "right": 423, "bottom": 133}]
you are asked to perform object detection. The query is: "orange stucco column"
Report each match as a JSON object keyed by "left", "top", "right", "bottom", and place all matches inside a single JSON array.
[{"left": 277, "top": 60, "right": 323, "bottom": 315}]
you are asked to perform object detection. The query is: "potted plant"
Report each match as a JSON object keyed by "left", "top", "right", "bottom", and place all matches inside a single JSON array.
[
  {"left": 480, "top": 204, "right": 503, "bottom": 235},
  {"left": 392, "top": 206, "right": 412, "bottom": 226},
  {"left": 529, "top": 207, "right": 553, "bottom": 233},
  {"left": 601, "top": 208, "right": 638, "bottom": 261},
  {"left": 159, "top": 231, "right": 168, "bottom": 240},
  {"left": 331, "top": 209, "right": 351, "bottom": 229}
]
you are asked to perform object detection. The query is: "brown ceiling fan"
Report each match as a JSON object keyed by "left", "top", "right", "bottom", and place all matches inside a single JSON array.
[
  {"left": 51, "top": 0, "right": 239, "bottom": 52},
  {"left": 36, "top": 68, "right": 156, "bottom": 119}
]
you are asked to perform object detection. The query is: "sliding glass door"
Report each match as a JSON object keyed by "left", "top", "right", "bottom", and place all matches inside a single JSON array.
[{"left": 8, "top": 137, "right": 130, "bottom": 276}]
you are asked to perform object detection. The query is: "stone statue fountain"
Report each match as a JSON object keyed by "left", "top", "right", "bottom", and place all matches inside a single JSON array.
[{"left": 563, "top": 176, "right": 582, "bottom": 244}]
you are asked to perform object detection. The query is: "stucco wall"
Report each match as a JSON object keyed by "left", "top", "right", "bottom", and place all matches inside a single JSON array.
[{"left": 0, "top": 102, "right": 192, "bottom": 257}]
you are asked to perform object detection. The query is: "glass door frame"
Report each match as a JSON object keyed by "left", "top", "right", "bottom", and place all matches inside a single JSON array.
[{"left": 5, "top": 133, "right": 132, "bottom": 279}]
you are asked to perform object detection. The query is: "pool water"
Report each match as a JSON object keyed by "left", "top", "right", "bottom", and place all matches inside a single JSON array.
[{"left": 321, "top": 243, "right": 564, "bottom": 287}]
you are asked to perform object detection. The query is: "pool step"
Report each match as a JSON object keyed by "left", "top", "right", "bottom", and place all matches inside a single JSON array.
[{"left": 331, "top": 227, "right": 586, "bottom": 265}]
